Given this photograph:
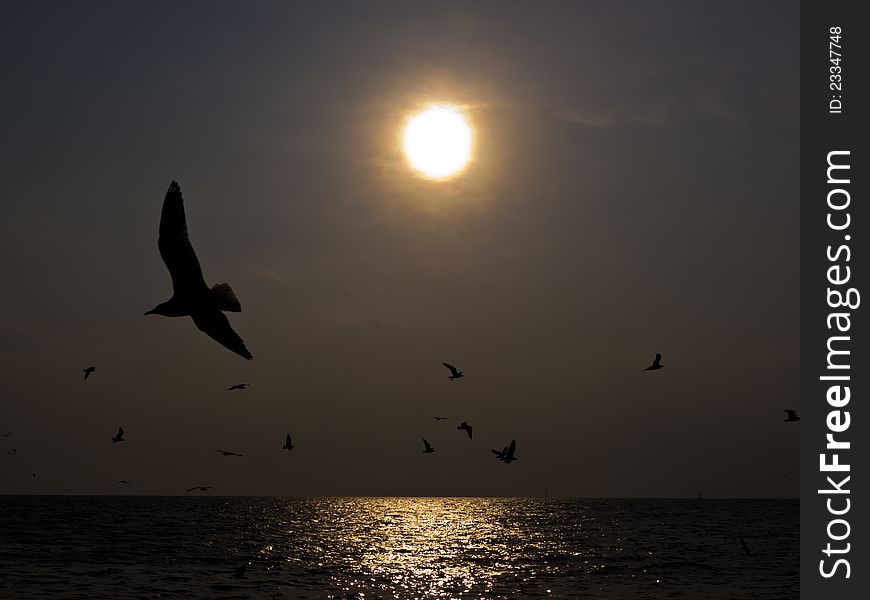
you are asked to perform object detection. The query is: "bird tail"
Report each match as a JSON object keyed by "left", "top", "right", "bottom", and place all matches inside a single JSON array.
[{"left": 210, "top": 283, "right": 242, "bottom": 312}]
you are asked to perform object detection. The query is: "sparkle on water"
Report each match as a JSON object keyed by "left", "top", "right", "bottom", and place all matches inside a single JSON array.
[{"left": 403, "top": 106, "right": 472, "bottom": 179}]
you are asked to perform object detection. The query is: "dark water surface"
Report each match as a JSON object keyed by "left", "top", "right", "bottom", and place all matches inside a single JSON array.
[{"left": 0, "top": 497, "right": 797, "bottom": 599}]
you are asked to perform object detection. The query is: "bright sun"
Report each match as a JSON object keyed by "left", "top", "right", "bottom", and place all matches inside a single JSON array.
[{"left": 403, "top": 106, "right": 472, "bottom": 179}]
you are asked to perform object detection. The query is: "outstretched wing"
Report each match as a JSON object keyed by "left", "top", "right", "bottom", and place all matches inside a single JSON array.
[
  {"left": 158, "top": 181, "right": 209, "bottom": 298},
  {"left": 192, "top": 308, "right": 253, "bottom": 360},
  {"left": 186, "top": 486, "right": 198, "bottom": 492},
  {"left": 423, "top": 438, "right": 432, "bottom": 451},
  {"left": 653, "top": 353, "right": 662, "bottom": 367},
  {"left": 507, "top": 440, "right": 516, "bottom": 457},
  {"left": 285, "top": 434, "right": 292, "bottom": 446},
  {"left": 443, "top": 363, "right": 458, "bottom": 376},
  {"left": 117, "top": 427, "right": 124, "bottom": 438}
]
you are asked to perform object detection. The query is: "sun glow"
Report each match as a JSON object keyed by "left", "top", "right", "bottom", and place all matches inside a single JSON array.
[{"left": 403, "top": 106, "right": 472, "bottom": 179}]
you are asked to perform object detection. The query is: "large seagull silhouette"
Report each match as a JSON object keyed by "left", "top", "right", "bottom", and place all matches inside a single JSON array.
[{"left": 145, "top": 181, "right": 252, "bottom": 360}]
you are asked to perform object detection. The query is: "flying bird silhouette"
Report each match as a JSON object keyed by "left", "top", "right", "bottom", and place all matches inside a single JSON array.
[
  {"left": 432, "top": 416, "right": 448, "bottom": 421},
  {"left": 457, "top": 421, "right": 473, "bottom": 439},
  {"left": 111, "top": 428, "right": 125, "bottom": 443},
  {"left": 642, "top": 353, "right": 663, "bottom": 371},
  {"left": 145, "top": 181, "right": 252, "bottom": 360},
  {"left": 282, "top": 435, "right": 294, "bottom": 450},
  {"left": 492, "top": 440, "right": 518, "bottom": 463},
  {"left": 228, "top": 383, "right": 249, "bottom": 391},
  {"left": 82, "top": 366, "right": 96, "bottom": 380},
  {"left": 218, "top": 450, "right": 243, "bottom": 456},
  {"left": 186, "top": 486, "right": 215, "bottom": 492},
  {"left": 443, "top": 363, "right": 464, "bottom": 380},
  {"left": 422, "top": 438, "right": 435, "bottom": 453},
  {"left": 116, "top": 480, "right": 130, "bottom": 486},
  {"left": 784, "top": 410, "right": 800, "bottom": 422}
]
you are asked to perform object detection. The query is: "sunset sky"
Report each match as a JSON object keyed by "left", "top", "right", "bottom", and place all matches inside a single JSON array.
[{"left": 0, "top": 1, "right": 799, "bottom": 497}]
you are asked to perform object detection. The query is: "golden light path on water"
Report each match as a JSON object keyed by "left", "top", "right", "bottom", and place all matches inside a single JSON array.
[{"left": 288, "top": 497, "right": 570, "bottom": 598}]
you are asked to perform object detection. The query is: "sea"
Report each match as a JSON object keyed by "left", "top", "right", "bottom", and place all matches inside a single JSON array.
[{"left": 0, "top": 497, "right": 798, "bottom": 599}]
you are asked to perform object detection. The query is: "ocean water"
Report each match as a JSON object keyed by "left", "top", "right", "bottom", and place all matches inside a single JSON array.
[{"left": 0, "top": 497, "right": 797, "bottom": 599}]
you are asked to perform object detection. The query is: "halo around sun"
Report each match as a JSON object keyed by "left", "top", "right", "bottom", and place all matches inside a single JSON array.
[{"left": 403, "top": 106, "right": 472, "bottom": 179}]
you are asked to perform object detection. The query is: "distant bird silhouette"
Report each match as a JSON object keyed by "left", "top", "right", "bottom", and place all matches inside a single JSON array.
[
  {"left": 784, "top": 410, "right": 800, "bottom": 422},
  {"left": 82, "top": 366, "right": 96, "bottom": 380},
  {"left": 116, "top": 480, "right": 130, "bottom": 486},
  {"left": 433, "top": 416, "right": 448, "bottom": 421},
  {"left": 218, "top": 450, "right": 243, "bottom": 456},
  {"left": 228, "top": 383, "right": 249, "bottom": 391},
  {"left": 145, "top": 181, "right": 252, "bottom": 360},
  {"left": 186, "top": 486, "right": 215, "bottom": 492},
  {"left": 422, "top": 438, "right": 435, "bottom": 453},
  {"left": 738, "top": 536, "right": 751, "bottom": 555},
  {"left": 443, "top": 363, "right": 464, "bottom": 380},
  {"left": 642, "top": 353, "right": 663, "bottom": 371},
  {"left": 457, "top": 421, "right": 473, "bottom": 439},
  {"left": 492, "top": 440, "right": 518, "bottom": 463},
  {"left": 282, "top": 435, "right": 294, "bottom": 450},
  {"left": 111, "top": 428, "right": 125, "bottom": 443},
  {"left": 233, "top": 563, "right": 248, "bottom": 579}
]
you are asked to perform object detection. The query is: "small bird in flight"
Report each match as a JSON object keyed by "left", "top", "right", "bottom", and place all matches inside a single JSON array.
[
  {"left": 422, "top": 438, "right": 435, "bottom": 453},
  {"left": 186, "top": 486, "right": 215, "bottom": 492},
  {"left": 282, "top": 435, "right": 294, "bottom": 450},
  {"left": 432, "top": 416, "right": 448, "bottom": 421},
  {"left": 116, "top": 480, "right": 130, "bottom": 486},
  {"left": 492, "top": 439, "right": 518, "bottom": 464},
  {"left": 457, "top": 421, "right": 473, "bottom": 439},
  {"left": 218, "top": 450, "right": 243, "bottom": 456},
  {"left": 82, "top": 366, "right": 96, "bottom": 381},
  {"left": 145, "top": 181, "right": 252, "bottom": 360},
  {"left": 228, "top": 383, "right": 249, "bottom": 391},
  {"left": 642, "top": 353, "right": 663, "bottom": 371},
  {"left": 443, "top": 363, "right": 464, "bottom": 381},
  {"left": 111, "top": 428, "right": 125, "bottom": 443},
  {"left": 784, "top": 410, "right": 800, "bottom": 422}
]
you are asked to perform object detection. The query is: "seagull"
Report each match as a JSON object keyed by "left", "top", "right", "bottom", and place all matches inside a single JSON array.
[
  {"left": 784, "top": 410, "right": 800, "bottom": 422},
  {"left": 282, "top": 435, "right": 294, "bottom": 450},
  {"left": 111, "top": 427, "right": 125, "bottom": 443},
  {"left": 443, "top": 363, "right": 464, "bottom": 381},
  {"left": 432, "top": 416, "right": 448, "bottom": 421},
  {"left": 145, "top": 181, "right": 253, "bottom": 360},
  {"left": 116, "top": 480, "right": 130, "bottom": 486},
  {"left": 82, "top": 366, "right": 96, "bottom": 380},
  {"left": 642, "top": 353, "right": 663, "bottom": 371},
  {"left": 738, "top": 536, "right": 751, "bottom": 555},
  {"left": 457, "top": 421, "right": 473, "bottom": 439},
  {"left": 492, "top": 440, "right": 518, "bottom": 463},
  {"left": 218, "top": 450, "right": 243, "bottom": 456},
  {"left": 422, "top": 438, "right": 435, "bottom": 453},
  {"left": 186, "top": 485, "right": 215, "bottom": 492},
  {"left": 228, "top": 383, "right": 249, "bottom": 391}
]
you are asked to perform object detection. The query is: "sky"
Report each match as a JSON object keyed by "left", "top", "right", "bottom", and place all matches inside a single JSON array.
[{"left": 0, "top": 1, "right": 799, "bottom": 497}]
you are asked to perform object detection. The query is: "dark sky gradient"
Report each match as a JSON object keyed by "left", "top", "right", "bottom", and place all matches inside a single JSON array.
[{"left": 0, "top": 1, "right": 799, "bottom": 497}]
